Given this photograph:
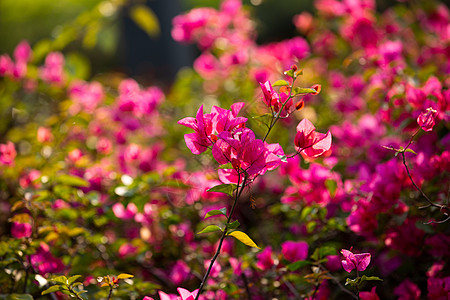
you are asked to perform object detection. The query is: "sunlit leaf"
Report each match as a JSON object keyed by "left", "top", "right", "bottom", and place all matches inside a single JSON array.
[
  {"left": 51, "top": 275, "right": 68, "bottom": 285},
  {"left": 197, "top": 225, "right": 223, "bottom": 234},
  {"left": 67, "top": 275, "right": 82, "bottom": 285},
  {"left": 130, "top": 5, "right": 160, "bottom": 38},
  {"left": 56, "top": 175, "right": 89, "bottom": 187},
  {"left": 117, "top": 273, "right": 134, "bottom": 280},
  {"left": 292, "top": 87, "right": 317, "bottom": 95},
  {"left": 272, "top": 80, "right": 289, "bottom": 87},
  {"left": 204, "top": 208, "right": 227, "bottom": 219},
  {"left": 207, "top": 184, "right": 237, "bottom": 197},
  {"left": 227, "top": 231, "right": 260, "bottom": 249},
  {"left": 405, "top": 148, "right": 417, "bottom": 155},
  {"left": 42, "top": 285, "right": 62, "bottom": 295}
]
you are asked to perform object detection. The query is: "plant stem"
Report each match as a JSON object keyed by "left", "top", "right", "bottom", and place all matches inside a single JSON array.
[
  {"left": 241, "top": 272, "right": 252, "bottom": 300},
  {"left": 107, "top": 285, "right": 113, "bottom": 300},
  {"left": 401, "top": 152, "right": 449, "bottom": 223},
  {"left": 263, "top": 79, "right": 296, "bottom": 143},
  {"left": 356, "top": 271, "right": 360, "bottom": 300},
  {"left": 195, "top": 174, "right": 247, "bottom": 300}
]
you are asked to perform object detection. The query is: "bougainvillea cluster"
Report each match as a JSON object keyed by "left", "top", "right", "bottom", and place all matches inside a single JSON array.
[{"left": 0, "top": 0, "right": 449, "bottom": 299}]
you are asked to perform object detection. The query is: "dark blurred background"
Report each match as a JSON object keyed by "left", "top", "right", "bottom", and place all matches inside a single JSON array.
[{"left": 0, "top": 0, "right": 430, "bottom": 85}]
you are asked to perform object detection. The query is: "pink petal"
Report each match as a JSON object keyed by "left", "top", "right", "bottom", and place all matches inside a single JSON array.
[{"left": 355, "top": 253, "right": 371, "bottom": 271}]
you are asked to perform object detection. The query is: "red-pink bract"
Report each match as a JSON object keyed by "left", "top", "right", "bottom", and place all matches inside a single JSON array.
[
  {"left": 417, "top": 107, "right": 437, "bottom": 132},
  {"left": 294, "top": 119, "right": 332, "bottom": 158},
  {"left": 341, "top": 248, "right": 371, "bottom": 273}
]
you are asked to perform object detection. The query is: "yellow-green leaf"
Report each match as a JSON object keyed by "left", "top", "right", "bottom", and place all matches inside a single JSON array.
[
  {"left": 272, "top": 80, "right": 289, "bottom": 87},
  {"left": 197, "top": 225, "right": 223, "bottom": 234},
  {"left": 56, "top": 174, "right": 89, "bottom": 187},
  {"left": 227, "top": 231, "right": 260, "bottom": 249},
  {"left": 130, "top": 5, "right": 160, "bottom": 38},
  {"left": 117, "top": 273, "right": 134, "bottom": 280},
  {"left": 41, "top": 286, "right": 62, "bottom": 295}
]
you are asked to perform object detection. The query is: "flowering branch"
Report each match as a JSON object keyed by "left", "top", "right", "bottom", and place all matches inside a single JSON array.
[{"left": 195, "top": 173, "right": 248, "bottom": 300}]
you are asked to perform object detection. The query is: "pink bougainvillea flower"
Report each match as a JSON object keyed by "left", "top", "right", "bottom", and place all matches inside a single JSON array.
[
  {"left": 427, "top": 276, "right": 450, "bottom": 300},
  {"left": 112, "top": 203, "right": 138, "bottom": 220},
  {"left": 178, "top": 103, "right": 247, "bottom": 155},
  {"left": 394, "top": 279, "right": 421, "bottom": 300},
  {"left": 340, "top": 248, "right": 371, "bottom": 273},
  {"left": 37, "top": 127, "right": 53, "bottom": 143},
  {"left": 281, "top": 240, "right": 309, "bottom": 262},
  {"left": 30, "top": 242, "right": 64, "bottom": 275},
  {"left": 259, "top": 81, "right": 293, "bottom": 117},
  {"left": 417, "top": 107, "right": 437, "bottom": 132},
  {"left": 0, "top": 55, "right": 13, "bottom": 76},
  {"left": 256, "top": 246, "right": 274, "bottom": 271},
  {"left": 359, "top": 286, "right": 380, "bottom": 300},
  {"left": 0, "top": 141, "right": 16, "bottom": 166},
  {"left": 14, "top": 41, "right": 32, "bottom": 63},
  {"left": 39, "top": 52, "right": 65, "bottom": 85},
  {"left": 213, "top": 128, "right": 284, "bottom": 184},
  {"left": 11, "top": 221, "right": 32, "bottom": 238},
  {"left": 177, "top": 287, "right": 199, "bottom": 300},
  {"left": 294, "top": 119, "right": 332, "bottom": 158}
]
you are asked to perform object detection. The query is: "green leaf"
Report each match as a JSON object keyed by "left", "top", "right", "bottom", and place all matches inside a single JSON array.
[
  {"left": 67, "top": 275, "right": 82, "bottom": 285},
  {"left": 405, "top": 148, "right": 417, "bottom": 155},
  {"left": 117, "top": 273, "right": 134, "bottom": 280},
  {"left": 204, "top": 208, "right": 227, "bottom": 219},
  {"left": 227, "top": 231, "right": 260, "bottom": 249},
  {"left": 272, "top": 80, "right": 289, "bottom": 87},
  {"left": 207, "top": 184, "right": 237, "bottom": 197},
  {"left": 345, "top": 278, "right": 358, "bottom": 287},
  {"left": 292, "top": 87, "right": 317, "bottom": 95},
  {"left": 42, "top": 285, "right": 62, "bottom": 295},
  {"left": 56, "top": 175, "right": 89, "bottom": 187},
  {"left": 286, "top": 260, "right": 311, "bottom": 271},
  {"left": 325, "top": 179, "right": 337, "bottom": 198},
  {"left": 197, "top": 225, "right": 223, "bottom": 234},
  {"left": 284, "top": 69, "right": 295, "bottom": 78},
  {"left": 51, "top": 275, "right": 68, "bottom": 285},
  {"left": 130, "top": 5, "right": 160, "bottom": 38},
  {"left": 311, "top": 246, "right": 336, "bottom": 261},
  {"left": 227, "top": 220, "right": 240, "bottom": 230},
  {"left": 360, "top": 275, "right": 383, "bottom": 283}
]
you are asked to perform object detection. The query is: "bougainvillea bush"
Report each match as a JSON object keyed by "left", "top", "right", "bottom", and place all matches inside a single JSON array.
[{"left": 1, "top": 0, "right": 449, "bottom": 299}]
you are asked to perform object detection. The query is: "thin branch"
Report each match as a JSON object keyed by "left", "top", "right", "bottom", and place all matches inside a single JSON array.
[{"left": 195, "top": 174, "right": 248, "bottom": 299}]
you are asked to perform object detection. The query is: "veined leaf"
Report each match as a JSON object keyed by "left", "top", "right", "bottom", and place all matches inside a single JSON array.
[
  {"left": 292, "top": 87, "right": 317, "bottom": 95},
  {"left": 227, "top": 220, "right": 240, "bottom": 230},
  {"left": 207, "top": 184, "right": 237, "bottom": 197},
  {"left": 197, "top": 225, "right": 223, "bottom": 234},
  {"left": 227, "top": 231, "right": 260, "bottom": 249},
  {"left": 405, "top": 148, "right": 417, "bottom": 155},
  {"left": 272, "top": 80, "right": 289, "bottom": 87},
  {"left": 67, "top": 275, "right": 82, "bottom": 285},
  {"left": 204, "top": 208, "right": 227, "bottom": 219},
  {"left": 42, "top": 285, "right": 62, "bottom": 295},
  {"left": 51, "top": 275, "right": 67, "bottom": 285}
]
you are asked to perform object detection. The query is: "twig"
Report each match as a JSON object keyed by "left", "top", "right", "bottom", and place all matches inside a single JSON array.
[{"left": 194, "top": 174, "right": 248, "bottom": 299}]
